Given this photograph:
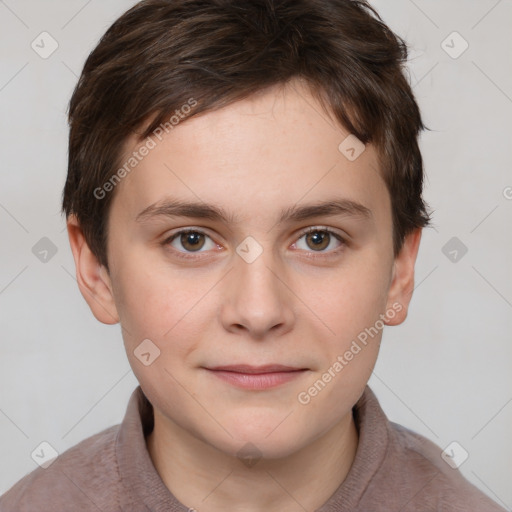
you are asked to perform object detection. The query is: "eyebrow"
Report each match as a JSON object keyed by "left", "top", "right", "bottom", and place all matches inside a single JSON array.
[{"left": 135, "top": 196, "right": 373, "bottom": 225}]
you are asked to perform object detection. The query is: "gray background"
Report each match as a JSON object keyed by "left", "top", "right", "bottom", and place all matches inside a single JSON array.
[{"left": 0, "top": 0, "right": 511, "bottom": 508}]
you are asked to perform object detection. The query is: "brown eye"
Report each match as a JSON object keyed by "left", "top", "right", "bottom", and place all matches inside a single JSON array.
[
  {"left": 305, "top": 230, "right": 330, "bottom": 251},
  {"left": 294, "top": 228, "right": 346, "bottom": 254},
  {"left": 165, "top": 229, "right": 216, "bottom": 254},
  {"left": 179, "top": 231, "right": 205, "bottom": 252}
]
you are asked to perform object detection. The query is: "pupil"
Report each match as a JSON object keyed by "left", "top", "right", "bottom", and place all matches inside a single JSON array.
[
  {"left": 182, "top": 232, "right": 204, "bottom": 251},
  {"left": 188, "top": 233, "right": 199, "bottom": 244},
  {"left": 308, "top": 231, "right": 328, "bottom": 250}
]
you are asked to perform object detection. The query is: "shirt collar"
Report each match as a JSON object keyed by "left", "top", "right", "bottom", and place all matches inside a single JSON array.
[{"left": 116, "top": 384, "right": 389, "bottom": 511}]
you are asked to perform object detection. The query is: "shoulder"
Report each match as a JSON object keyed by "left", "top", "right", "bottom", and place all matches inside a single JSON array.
[
  {"left": 373, "top": 420, "right": 506, "bottom": 511},
  {"left": 0, "top": 424, "right": 123, "bottom": 512}
]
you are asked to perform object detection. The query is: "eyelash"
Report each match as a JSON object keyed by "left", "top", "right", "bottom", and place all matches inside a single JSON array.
[{"left": 162, "top": 227, "right": 347, "bottom": 261}]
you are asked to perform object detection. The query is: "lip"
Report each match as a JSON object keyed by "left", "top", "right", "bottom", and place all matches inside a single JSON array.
[
  {"left": 205, "top": 365, "right": 308, "bottom": 390},
  {"left": 209, "top": 364, "right": 303, "bottom": 374}
]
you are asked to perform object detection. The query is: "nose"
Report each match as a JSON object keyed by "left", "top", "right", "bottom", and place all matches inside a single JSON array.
[{"left": 219, "top": 244, "right": 295, "bottom": 340}]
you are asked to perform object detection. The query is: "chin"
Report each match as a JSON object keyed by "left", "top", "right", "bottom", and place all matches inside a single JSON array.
[{"left": 217, "top": 419, "right": 314, "bottom": 461}]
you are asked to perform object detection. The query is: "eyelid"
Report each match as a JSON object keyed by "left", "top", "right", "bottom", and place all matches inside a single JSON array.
[
  {"left": 292, "top": 225, "right": 347, "bottom": 256},
  {"left": 162, "top": 225, "right": 347, "bottom": 258},
  {"left": 163, "top": 227, "right": 221, "bottom": 259},
  {"left": 296, "top": 225, "right": 347, "bottom": 240}
]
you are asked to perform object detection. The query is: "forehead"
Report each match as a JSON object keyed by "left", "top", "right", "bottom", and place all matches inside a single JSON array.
[{"left": 110, "top": 81, "right": 388, "bottom": 228}]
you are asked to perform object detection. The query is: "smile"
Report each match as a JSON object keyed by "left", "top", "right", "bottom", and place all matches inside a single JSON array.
[{"left": 205, "top": 365, "right": 308, "bottom": 390}]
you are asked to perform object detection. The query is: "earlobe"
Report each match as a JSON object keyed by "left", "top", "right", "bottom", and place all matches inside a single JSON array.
[
  {"left": 66, "top": 214, "right": 120, "bottom": 325},
  {"left": 384, "top": 228, "right": 422, "bottom": 326}
]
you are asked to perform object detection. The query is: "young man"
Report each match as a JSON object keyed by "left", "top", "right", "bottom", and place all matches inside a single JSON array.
[{"left": 0, "top": 0, "right": 506, "bottom": 510}]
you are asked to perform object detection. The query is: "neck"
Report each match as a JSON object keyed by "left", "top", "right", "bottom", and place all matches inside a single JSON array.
[{"left": 146, "top": 409, "right": 359, "bottom": 512}]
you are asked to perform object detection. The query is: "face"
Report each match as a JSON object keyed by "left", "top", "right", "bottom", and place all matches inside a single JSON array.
[{"left": 69, "top": 79, "right": 420, "bottom": 460}]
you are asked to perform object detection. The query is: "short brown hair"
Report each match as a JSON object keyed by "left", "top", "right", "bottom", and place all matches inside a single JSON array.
[{"left": 62, "top": 0, "right": 431, "bottom": 270}]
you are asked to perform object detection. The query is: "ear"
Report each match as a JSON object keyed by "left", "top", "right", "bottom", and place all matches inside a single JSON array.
[
  {"left": 384, "top": 228, "right": 422, "bottom": 326},
  {"left": 66, "top": 214, "right": 119, "bottom": 324}
]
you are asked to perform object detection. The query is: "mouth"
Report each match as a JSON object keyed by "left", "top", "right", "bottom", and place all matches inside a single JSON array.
[{"left": 204, "top": 364, "right": 308, "bottom": 390}]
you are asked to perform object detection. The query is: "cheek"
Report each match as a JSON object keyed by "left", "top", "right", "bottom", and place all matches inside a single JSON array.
[
  {"left": 293, "top": 251, "right": 391, "bottom": 408},
  {"left": 111, "top": 256, "right": 214, "bottom": 355},
  {"left": 112, "top": 265, "right": 204, "bottom": 395},
  {"left": 110, "top": 256, "right": 174, "bottom": 343},
  {"left": 301, "top": 253, "right": 392, "bottom": 346},
  {"left": 294, "top": 262, "right": 388, "bottom": 426}
]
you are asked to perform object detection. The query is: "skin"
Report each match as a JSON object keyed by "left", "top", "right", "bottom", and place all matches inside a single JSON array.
[{"left": 67, "top": 78, "right": 421, "bottom": 512}]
